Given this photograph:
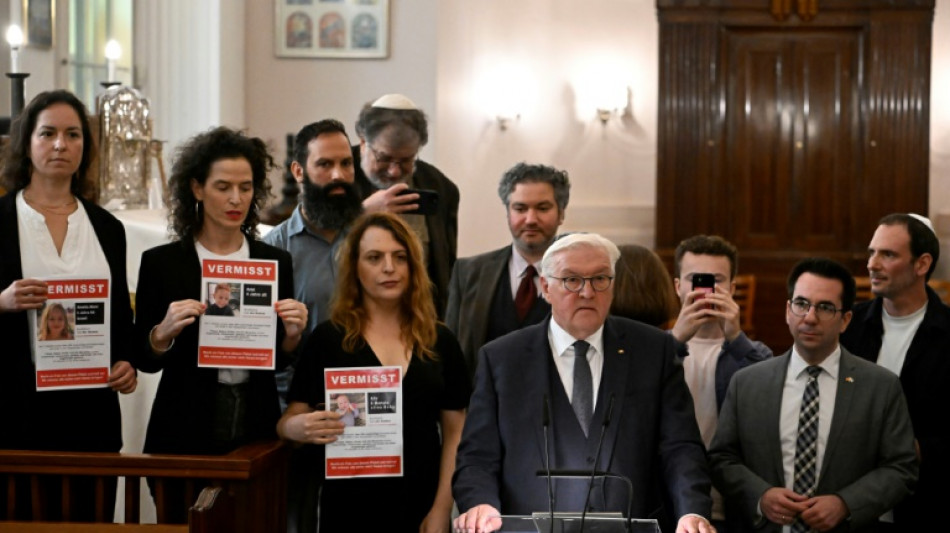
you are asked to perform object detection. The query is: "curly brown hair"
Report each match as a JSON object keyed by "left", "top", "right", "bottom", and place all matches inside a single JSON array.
[
  {"left": 0, "top": 90, "right": 96, "bottom": 198},
  {"left": 330, "top": 212, "right": 438, "bottom": 360},
  {"left": 166, "top": 126, "right": 273, "bottom": 240}
]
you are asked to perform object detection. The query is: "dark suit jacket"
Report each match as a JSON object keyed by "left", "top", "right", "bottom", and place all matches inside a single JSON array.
[
  {"left": 453, "top": 316, "right": 712, "bottom": 524},
  {"left": 709, "top": 348, "right": 918, "bottom": 532},
  {"left": 352, "top": 145, "right": 459, "bottom": 316},
  {"left": 134, "top": 238, "right": 293, "bottom": 455},
  {"left": 839, "top": 289, "right": 950, "bottom": 528},
  {"left": 444, "top": 245, "right": 511, "bottom": 376},
  {"left": 0, "top": 193, "right": 134, "bottom": 452}
]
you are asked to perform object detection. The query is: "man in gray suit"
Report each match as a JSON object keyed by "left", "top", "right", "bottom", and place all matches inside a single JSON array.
[
  {"left": 445, "top": 162, "right": 570, "bottom": 380},
  {"left": 709, "top": 258, "right": 917, "bottom": 533}
]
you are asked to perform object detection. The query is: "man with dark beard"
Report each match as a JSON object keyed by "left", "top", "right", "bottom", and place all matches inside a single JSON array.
[
  {"left": 264, "top": 119, "right": 362, "bottom": 407},
  {"left": 264, "top": 119, "right": 363, "bottom": 533},
  {"left": 445, "top": 163, "right": 570, "bottom": 381}
]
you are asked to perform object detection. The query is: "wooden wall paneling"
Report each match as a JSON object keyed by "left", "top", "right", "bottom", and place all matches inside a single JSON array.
[{"left": 656, "top": 19, "right": 722, "bottom": 246}]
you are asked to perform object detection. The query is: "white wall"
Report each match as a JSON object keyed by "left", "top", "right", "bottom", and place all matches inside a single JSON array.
[{"left": 244, "top": 0, "right": 438, "bottom": 165}]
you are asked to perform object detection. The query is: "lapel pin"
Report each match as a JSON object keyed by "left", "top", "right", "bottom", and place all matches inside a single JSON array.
[
  {"left": 845, "top": 377, "right": 854, "bottom": 383},
  {"left": 617, "top": 349, "right": 625, "bottom": 354}
]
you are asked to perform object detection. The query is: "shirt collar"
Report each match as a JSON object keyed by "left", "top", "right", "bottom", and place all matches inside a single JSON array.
[
  {"left": 789, "top": 344, "right": 841, "bottom": 381},
  {"left": 287, "top": 204, "right": 348, "bottom": 243},
  {"left": 510, "top": 243, "right": 540, "bottom": 278},
  {"left": 549, "top": 318, "right": 605, "bottom": 359}
]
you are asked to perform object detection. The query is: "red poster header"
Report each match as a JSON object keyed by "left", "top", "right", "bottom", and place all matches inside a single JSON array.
[
  {"left": 326, "top": 368, "right": 401, "bottom": 390},
  {"left": 46, "top": 279, "right": 109, "bottom": 299},
  {"left": 202, "top": 259, "right": 277, "bottom": 281}
]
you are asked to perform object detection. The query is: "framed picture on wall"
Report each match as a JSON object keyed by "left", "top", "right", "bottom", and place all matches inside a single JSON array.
[
  {"left": 274, "top": 0, "right": 390, "bottom": 59},
  {"left": 24, "top": 0, "right": 55, "bottom": 48}
]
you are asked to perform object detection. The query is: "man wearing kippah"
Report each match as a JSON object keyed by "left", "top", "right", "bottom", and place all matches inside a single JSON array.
[
  {"left": 352, "top": 94, "right": 459, "bottom": 316},
  {"left": 840, "top": 213, "right": 950, "bottom": 532}
]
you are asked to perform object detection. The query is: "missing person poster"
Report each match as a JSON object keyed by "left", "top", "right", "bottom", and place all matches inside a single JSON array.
[
  {"left": 324, "top": 366, "right": 403, "bottom": 479},
  {"left": 32, "top": 278, "right": 111, "bottom": 391},
  {"left": 197, "top": 259, "right": 278, "bottom": 370}
]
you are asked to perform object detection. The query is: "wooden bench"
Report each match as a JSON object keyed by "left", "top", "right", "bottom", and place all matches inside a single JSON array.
[{"left": 0, "top": 441, "right": 287, "bottom": 532}]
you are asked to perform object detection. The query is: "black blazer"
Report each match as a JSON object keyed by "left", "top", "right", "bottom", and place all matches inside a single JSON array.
[
  {"left": 0, "top": 192, "right": 134, "bottom": 452},
  {"left": 134, "top": 238, "right": 294, "bottom": 455}
]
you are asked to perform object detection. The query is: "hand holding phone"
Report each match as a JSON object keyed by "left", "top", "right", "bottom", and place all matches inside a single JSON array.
[{"left": 396, "top": 188, "right": 439, "bottom": 215}]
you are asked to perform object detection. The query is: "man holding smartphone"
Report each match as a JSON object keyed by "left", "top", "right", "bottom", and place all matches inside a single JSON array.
[
  {"left": 351, "top": 94, "right": 459, "bottom": 316},
  {"left": 672, "top": 234, "right": 772, "bottom": 530}
]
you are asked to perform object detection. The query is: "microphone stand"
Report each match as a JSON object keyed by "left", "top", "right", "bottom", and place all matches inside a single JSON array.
[
  {"left": 542, "top": 394, "right": 555, "bottom": 533},
  {"left": 580, "top": 394, "right": 615, "bottom": 533}
]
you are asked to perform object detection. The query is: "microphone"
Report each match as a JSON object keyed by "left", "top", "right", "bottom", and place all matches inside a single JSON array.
[
  {"left": 581, "top": 393, "right": 615, "bottom": 533},
  {"left": 542, "top": 394, "right": 554, "bottom": 533}
]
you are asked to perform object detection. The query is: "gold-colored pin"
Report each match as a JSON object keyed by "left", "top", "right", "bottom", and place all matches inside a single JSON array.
[
  {"left": 618, "top": 349, "right": 625, "bottom": 354},
  {"left": 845, "top": 377, "right": 854, "bottom": 383}
]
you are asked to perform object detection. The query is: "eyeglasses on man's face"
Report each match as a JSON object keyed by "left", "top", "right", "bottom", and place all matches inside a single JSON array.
[
  {"left": 368, "top": 144, "right": 416, "bottom": 172},
  {"left": 548, "top": 275, "right": 614, "bottom": 294},
  {"left": 788, "top": 298, "right": 844, "bottom": 321}
]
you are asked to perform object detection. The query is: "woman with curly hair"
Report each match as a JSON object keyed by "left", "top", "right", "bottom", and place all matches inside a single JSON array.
[
  {"left": 134, "top": 127, "right": 308, "bottom": 519},
  {"left": 0, "top": 89, "right": 136, "bottom": 520},
  {"left": 278, "top": 212, "right": 469, "bottom": 533}
]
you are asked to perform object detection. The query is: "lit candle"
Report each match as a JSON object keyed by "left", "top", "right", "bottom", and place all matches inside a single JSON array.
[
  {"left": 104, "top": 39, "right": 121, "bottom": 81},
  {"left": 6, "top": 25, "right": 23, "bottom": 74}
]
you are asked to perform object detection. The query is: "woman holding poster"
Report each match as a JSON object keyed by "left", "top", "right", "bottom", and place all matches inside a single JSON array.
[
  {"left": 0, "top": 90, "right": 137, "bottom": 520},
  {"left": 278, "top": 212, "right": 470, "bottom": 533},
  {"left": 134, "top": 127, "right": 307, "bottom": 520}
]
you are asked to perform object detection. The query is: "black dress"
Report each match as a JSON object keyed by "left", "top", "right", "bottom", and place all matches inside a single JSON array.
[{"left": 288, "top": 320, "right": 470, "bottom": 532}]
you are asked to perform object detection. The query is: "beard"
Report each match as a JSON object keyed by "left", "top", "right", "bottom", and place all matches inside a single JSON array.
[{"left": 300, "top": 179, "right": 364, "bottom": 230}]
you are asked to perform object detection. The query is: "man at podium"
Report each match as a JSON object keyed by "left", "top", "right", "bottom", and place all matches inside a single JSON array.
[{"left": 453, "top": 233, "right": 716, "bottom": 533}]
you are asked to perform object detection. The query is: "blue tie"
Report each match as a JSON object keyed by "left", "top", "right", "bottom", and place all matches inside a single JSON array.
[{"left": 572, "top": 340, "right": 593, "bottom": 436}]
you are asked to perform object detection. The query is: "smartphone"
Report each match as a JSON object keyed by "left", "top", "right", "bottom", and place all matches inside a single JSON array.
[
  {"left": 397, "top": 188, "right": 439, "bottom": 215},
  {"left": 691, "top": 273, "right": 716, "bottom": 305}
]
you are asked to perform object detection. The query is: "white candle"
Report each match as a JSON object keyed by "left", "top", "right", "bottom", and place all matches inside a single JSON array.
[
  {"left": 6, "top": 25, "right": 24, "bottom": 74},
  {"left": 104, "top": 39, "right": 121, "bottom": 82}
]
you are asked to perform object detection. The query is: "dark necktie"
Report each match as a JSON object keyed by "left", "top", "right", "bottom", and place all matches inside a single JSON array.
[
  {"left": 572, "top": 340, "right": 593, "bottom": 436},
  {"left": 514, "top": 265, "right": 537, "bottom": 322},
  {"left": 792, "top": 365, "right": 822, "bottom": 533}
]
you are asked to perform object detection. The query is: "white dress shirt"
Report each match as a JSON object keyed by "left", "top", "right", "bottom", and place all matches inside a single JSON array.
[
  {"left": 508, "top": 243, "right": 542, "bottom": 298},
  {"left": 547, "top": 319, "right": 604, "bottom": 410},
  {"left": 17, "top": 191, "right": 110, "bottom": 363}
]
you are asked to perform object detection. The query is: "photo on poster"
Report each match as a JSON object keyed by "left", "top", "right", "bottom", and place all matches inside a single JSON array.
[
  {"left": 205, "top": 282, "right": 240, "bottom": 316},
  {"left": 331, "top": 392, "right": 366, "bottom": 427},
  {"left": 36, "top": 302, "right": 75, "bottom": 341}
]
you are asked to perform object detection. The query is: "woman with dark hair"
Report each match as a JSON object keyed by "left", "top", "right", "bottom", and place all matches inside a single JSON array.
[
  {"left": 0, "top": 89, "right": 137, "bottom": 520},
  {"left": 134, "top": 127, "right": 307, "bottom": 518},
  {"left": 611, "top": 244, "right": 680, "bottom": 329},
  {"left": 277, "top": 212, "right": 469, "bottom": 533}
]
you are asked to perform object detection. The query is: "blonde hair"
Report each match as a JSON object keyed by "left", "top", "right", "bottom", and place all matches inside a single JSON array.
[
  {"left": 330, "top": 212, "right": 438, "bottom": 360},
  {"left": 38, "top": 303, "right": 74, "bottom": 341}
]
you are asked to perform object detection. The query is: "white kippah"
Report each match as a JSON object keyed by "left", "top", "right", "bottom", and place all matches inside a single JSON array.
[
  {"left": 371, "top": 94, "right": 418, "bottom": 110},
  {"left": 908, "top": 213, "right": 937, "bottom": 236}
]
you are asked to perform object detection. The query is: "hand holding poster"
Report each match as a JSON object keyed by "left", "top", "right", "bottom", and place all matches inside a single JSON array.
[
  {"left": 33, "top": 278, "right": 111, "bottom": 391},
  {"left": 324, "top": 366, "right": 403, "bottom": 479},
  {"left": 198, "top": 259, "right": 279, "bottom": 370}
]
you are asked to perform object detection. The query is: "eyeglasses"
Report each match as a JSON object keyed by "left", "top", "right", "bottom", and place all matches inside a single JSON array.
[
  {"left": 788, "top": 298, "right": 845, "bottom": 321},
  {"left": 368, "top": 145, "right": 416, "bottom": 172},
  {"left": 548, "top": 275, "right": 614, "bottom": 293}
]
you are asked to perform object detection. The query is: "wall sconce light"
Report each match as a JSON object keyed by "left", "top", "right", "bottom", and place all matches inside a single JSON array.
[
  {"left": 596, "top": 108, "right": 615, "bottom": 125},
  {"left": 496, "top": 114, "right": 520, "bottom": 131}
]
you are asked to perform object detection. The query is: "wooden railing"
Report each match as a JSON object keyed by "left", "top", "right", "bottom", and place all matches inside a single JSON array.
[{"left": 0, "top": 441, "right": 288, "bottom": 532}]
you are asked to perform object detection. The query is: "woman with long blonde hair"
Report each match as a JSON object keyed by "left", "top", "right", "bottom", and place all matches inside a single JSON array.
[{"left": 278, "top": 212, "right": 469, "bottom": 533}]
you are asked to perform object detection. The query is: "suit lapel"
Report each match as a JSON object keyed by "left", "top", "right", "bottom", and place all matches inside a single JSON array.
[
  {"left": 528, "top": 318, "right": 562, "bottom": 462},
  {"left": 766, "top": 352, "right": 792, "bottom": 485},
  {"left": 598, "top": 318, "right": 631, "bottom": 468},
  {"left": 470, "top": 247, "right": 511, "bottom": 337},
  {"left": 818, "top": 349, "right": 857, "bottom": 484}
]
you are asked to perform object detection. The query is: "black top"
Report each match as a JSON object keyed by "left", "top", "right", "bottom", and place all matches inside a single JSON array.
[
  {"left": 0, "top": 193, "right": 135, "bottom": 452},
  {"left": 134, "top": 238, "right": 294, "bottom": 455},
  {"left": 288, "top": 320, "right": 470, "bottom": 530}
]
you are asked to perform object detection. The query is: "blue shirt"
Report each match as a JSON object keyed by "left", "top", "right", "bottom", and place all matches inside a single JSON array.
[{"left": 263, "top": 205, "right": 347, "bottom": 350}]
